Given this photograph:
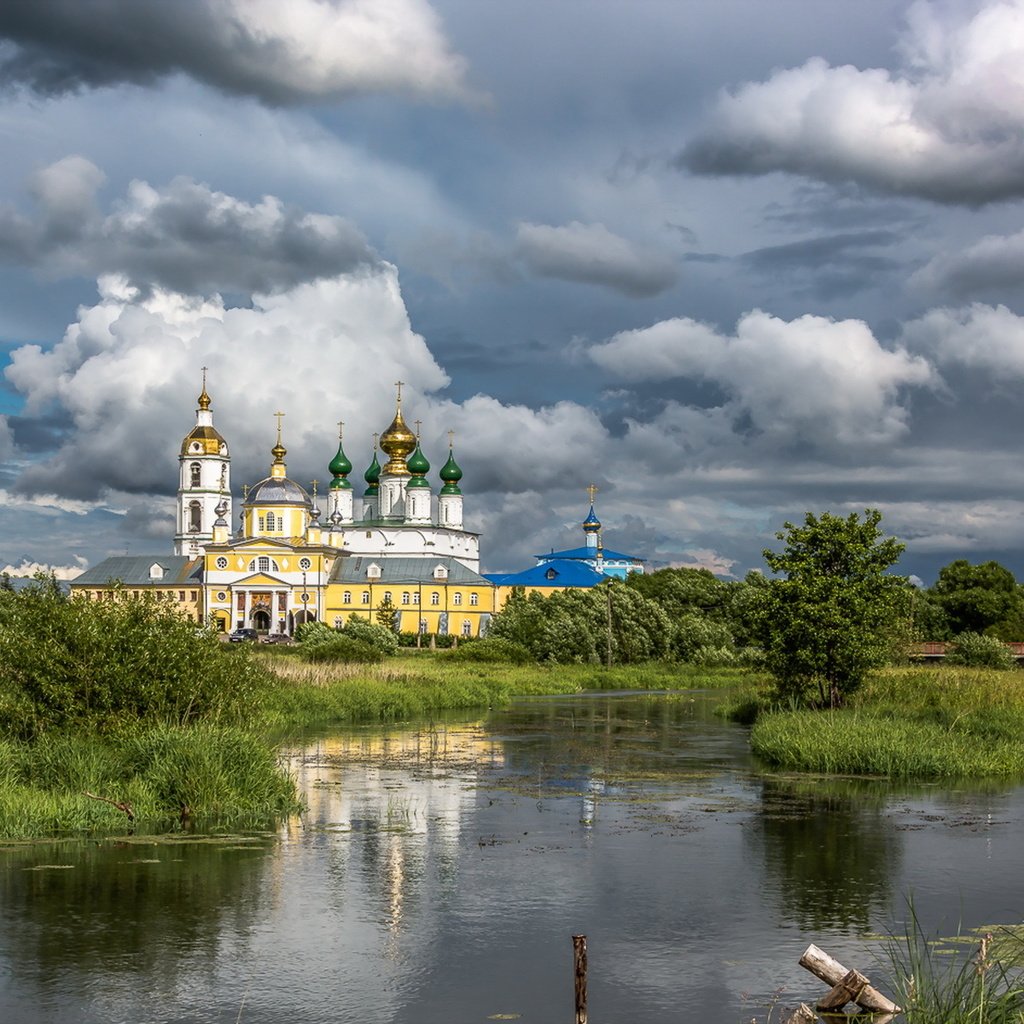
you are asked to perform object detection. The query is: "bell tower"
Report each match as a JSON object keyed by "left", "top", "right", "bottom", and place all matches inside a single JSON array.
[{"left": 175, "top": 369, "right": 232, "bottom": 556}]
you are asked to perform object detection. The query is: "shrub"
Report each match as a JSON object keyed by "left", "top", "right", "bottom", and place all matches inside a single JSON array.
[
  {"left": 446, "top": 637, "right": 534, "bottom": 664},
  {"left": 294, "top": 620, "right": 336, "bottom": 648},
  {"left": 945, "top": 632, "right": 1016, "bottom": 670},
  {"left": 340, "top": 614, "right": 399, "bottom": 654},
  {"left": 303, "top": 636, "right": 383, "bottom": 664},
  {"left": 0, "top": 586, "right": 271, "bottom": 737}
]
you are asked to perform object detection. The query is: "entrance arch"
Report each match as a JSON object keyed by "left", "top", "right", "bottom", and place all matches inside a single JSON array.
[{"left": 252, "top": 608, "right": 271, "bottom": 632}]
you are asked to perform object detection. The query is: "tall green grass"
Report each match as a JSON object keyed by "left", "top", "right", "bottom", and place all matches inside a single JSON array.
[
  {"left": 0, "top": 726, "right": 299, "bottom": 839},
  {"left": 884, "top": 910, "right": 1024, "bottom": 1023},
  {"left": 747, "top": 666, "right": 1024, "bottom": 778},
  {"left": 259, "top": 654, "right": 749, "bottom": 727}
]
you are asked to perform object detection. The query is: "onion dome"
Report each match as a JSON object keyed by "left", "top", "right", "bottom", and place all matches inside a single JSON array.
[
  {"left": 363, "top": 450, "right": 381, "bottom": 496},
  {"left": 379, "top": 392, "right": 416, "bottom": 475},
  {"left": 406, "top": 443, "right": 431, "bottom": 489},
  {"left": 583, "top": 504, "right": 601, "bottom": 535},
  {"left": 180, "top": 373, "right": 227, "bottom": 456},
  {"left": 329, "top": 440, "right": 353, "bottom": 490},
  {"left": 439, "top": 447, "right": 462, "bottom": 495}
]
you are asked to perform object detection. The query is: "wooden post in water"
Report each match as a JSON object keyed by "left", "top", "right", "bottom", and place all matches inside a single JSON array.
[
  {"left": 572, "top": 934, "right": 588, "bottom": 1024},
  {"left": 798, "top": 944, "right": 901, "bottom": 1015},
  {"left": 782, "top": 1005, "right": 817, "bottom": 1024}
]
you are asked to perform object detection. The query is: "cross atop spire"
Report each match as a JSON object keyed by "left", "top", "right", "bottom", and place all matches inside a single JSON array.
[
  {"left": 337, "top": 419, "right": 344, "bottom": 441},
  {"left": 394, "top": 380, "right": 405, "bottom": 406},
  {"left": 372, "top": 431, "right": 379, "bottom": 450},
  {"left": 274, "top": 411, "right": 285, "bottom": 443},
  {"left": 310, "top": 479, "right": 319, "bottom": 500},
  {"left": 587, "top": 483, "right": 599, "bottom": 504},
  {"left": 414, "top": 418, "right": 422, "bottom": 439},
  {"left": 448, "top": 429, "right": 455, "bottom": 449},
  {"left": 197, "top": 366, "right": 211, "bottom": 411}
]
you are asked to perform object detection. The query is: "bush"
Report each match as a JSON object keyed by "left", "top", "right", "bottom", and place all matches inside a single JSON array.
[
  {"left": 303, "top": 636, "right": 383, "bottom": 664},
  {"left": 0, "top": 586, "right": 271, "bottom": 737},
  {"left": 294, "top": 620, "right": 335, "bottom": 648},
  {"left": 945, "top": 632, "right": 1016, "bottom": 670},
  {"left": 446, "top": 637, "right": 535, "bottom": 664},
  {"left": 340, "top": 614, "right": 399, "bottom": 654}
]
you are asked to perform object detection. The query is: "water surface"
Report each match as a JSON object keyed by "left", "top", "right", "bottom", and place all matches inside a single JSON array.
[{"left": 2, "top": 690, "right": 1022, "bottom": 1023}]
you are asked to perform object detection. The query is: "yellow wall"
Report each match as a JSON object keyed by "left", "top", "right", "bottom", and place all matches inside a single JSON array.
[
  {"left": 324, "top": 580, "right": 497, "bottom": 635},
  {"left": 70, "top": 585, "right": 204, "bottom": 623}
]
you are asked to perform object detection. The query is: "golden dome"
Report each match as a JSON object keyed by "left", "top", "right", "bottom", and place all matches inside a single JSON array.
[
  {"left": 181, "top": 425, "right": 226, "bottom": 456},
  {"left": 379, "top": 404, "right": 415, "bottom": 475}
]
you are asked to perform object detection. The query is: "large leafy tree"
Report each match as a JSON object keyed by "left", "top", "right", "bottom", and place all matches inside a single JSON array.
[
  {"left": 753, "top": 509, "right": 906, "bottom": 708},
  {"left": 929, "top": 559, "right": 1024, "bottom": 639}
]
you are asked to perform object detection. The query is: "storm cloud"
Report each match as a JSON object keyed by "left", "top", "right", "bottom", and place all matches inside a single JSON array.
[{"left": 0, "top": 0, "right": 473, "bottom": 105}]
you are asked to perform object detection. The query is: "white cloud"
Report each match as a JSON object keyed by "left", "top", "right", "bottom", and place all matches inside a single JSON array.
[
  {"left": 0, "top": 558, "right": 85, "bottom": 580},
  {"left": 682, "top": 0, "right": 1024, "bottom": 204},
  {"left": 900, "top": 302, "right": 1024, "bottom": 377},
  {"left": 515, "top": 221, "right": 678, "bottom": 297},
  {"left": 590, "top": 310, "right": 935, "bottom": 446},
  {"left": 912, "top": 227, "right": 1024, "bottom": 296}
]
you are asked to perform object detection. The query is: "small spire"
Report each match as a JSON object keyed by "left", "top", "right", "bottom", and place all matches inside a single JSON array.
[
  {"left": 448, "top": 429, "right": 455, "bottom": 449},
  {"left": 271, "top": 411, "right": 286, "bottom": 464},
  {"left": 337, "top": 419, "right": 344, "bottom": 441},
  {"left": 197, "top": 366, "right": 211, "bottom": 411},
  {"left": 311, "top": 479, "right": 319, "bottom": 501}
]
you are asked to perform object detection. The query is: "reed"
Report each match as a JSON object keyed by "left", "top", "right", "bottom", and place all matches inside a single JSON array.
[{"left": 748, "top": 665, "right": 1024, "bottom": 778}]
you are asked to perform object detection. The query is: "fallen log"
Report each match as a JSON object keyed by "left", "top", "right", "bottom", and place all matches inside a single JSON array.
[
  {"left": 782, "top": 1003, "right": 817, "bottom": 1024},
  {"left": 799, "top": 944, "right": 901, "bottom": 1014},
  {"left": 82, "top": 791, "right": 135, "bottom": 822}
]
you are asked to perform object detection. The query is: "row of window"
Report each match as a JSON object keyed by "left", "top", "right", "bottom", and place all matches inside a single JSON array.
[
  {"left": 334, "top": 616, "right": 477, "bottom": 636},
  {"left": 91, "top": 590, "right": 198, "bottom": 602},
  {"left": 339, "top": 590, "right": 479, "bottom": 606}
]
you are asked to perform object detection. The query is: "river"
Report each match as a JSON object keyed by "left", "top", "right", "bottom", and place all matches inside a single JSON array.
[{"left": 1, "top": 690, "right": 1022, "bottom": 1023}]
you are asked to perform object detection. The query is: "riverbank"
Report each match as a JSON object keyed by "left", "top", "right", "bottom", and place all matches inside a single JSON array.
[
  {"left": 738, "top": 666, "right": 1024, "bottom": 778},
  {"left": 257, "top": 652, "right": 752, "bottom": 729}
]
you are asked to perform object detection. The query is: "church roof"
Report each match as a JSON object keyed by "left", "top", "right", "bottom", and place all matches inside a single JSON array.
[
  {"left": 329, "top": 556, "right": 491, "bottom": 586},
  {"left": 247, "top": 476, "right": 311, "bottom": 506},
  {"left": 485, "top": 559, "right": 606, "bottom": 588},
  {"left": 73, "top": 556, "right": 203, "bottom": 586},
  {"left": 535, "top": 546, "right": 644, "bottom": 563}
]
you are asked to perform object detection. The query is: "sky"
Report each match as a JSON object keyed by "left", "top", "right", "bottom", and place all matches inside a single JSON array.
[{"left": 3, "top": 0, "right": 1024, "bottom": 583}]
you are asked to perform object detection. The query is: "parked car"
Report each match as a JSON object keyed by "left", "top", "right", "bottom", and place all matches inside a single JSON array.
[
  {"left": 260, "top": 632, "right": 292, "bottom": 645},
  {"left": 228, "top": 627, "right": 258, "bottom": 642}
]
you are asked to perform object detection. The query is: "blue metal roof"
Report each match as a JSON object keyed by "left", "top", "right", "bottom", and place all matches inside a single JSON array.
[
  {"left": 484, "top": 559, "right": 606, "bottom": 588},
  {"left": 535, "top": 546, "right": 643, "bottom": 563}
]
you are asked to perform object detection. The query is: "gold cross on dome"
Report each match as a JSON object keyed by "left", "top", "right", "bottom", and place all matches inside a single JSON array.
[
  {"left": 201, "top": 366, "right": 208, "bottom": 388},
  {"left": 372, "top": 431, "right": 379, "bottom": 450},
  {"left": 448, "top": 429, "right": 455, "bottom": 449},
  {"left": 311, "top": 479, "right": 319, "bottom": 500},
  {"left": 394, "top": 380, "right": 405, "bottom": 405},
  {"left": 273, "top": 410, "right": 285, "bottom": 442},
  {"left": 337, "top": 420, "right": 344, "bottom": 440},
  {"left": 414, "top": 419, "right": 422, "bottom": 439},
  {"left": 587, "top": 483, "right": 598, "bottom": 504}
]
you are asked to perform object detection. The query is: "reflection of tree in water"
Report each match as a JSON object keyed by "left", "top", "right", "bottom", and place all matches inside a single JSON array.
[
  {"left": 751, "top": 777, "right": 902, "bottom": 934},
  {"left": 0, "top": 838, "right": 271, "bottom": 990}
]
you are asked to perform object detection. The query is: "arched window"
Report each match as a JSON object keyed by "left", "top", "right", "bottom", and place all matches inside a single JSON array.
[
  {"left": 343, "top": 591, "right": 351, "bottom": 604},
  {"left": 431, "top": 592, "right": 439, "bottom": 605},
  {"left": 453, "top": 592, "right": 462, "bottom": 606},
  {"left": 462, "top": 619, "right": 472, "bottom": 636},
  {"left": 419, "top": 619, "right": 428, "bottom": 634},
  {"left": 469, "top": 592, "right": 478, "bottom": 606},
  {"left": 247, "top": 557, "right": 279, "bottom": 573},
  {"left": 189, "top": 501, "right": 201, "bottom": 532},
  {"left": 362, "top": 591, "right": 370, "bottom": 604},
  {"left": 266, "top": 511, "right": 276, "bottom": 531},
  {"left": 190, "top": 462, "right": 201, "bottom": 487},
  {"left": 383, "top": 591, "right": 392, "bottom": 603},
  {"left": 401, "top": 592, "right": 410, "bottom": 605}
]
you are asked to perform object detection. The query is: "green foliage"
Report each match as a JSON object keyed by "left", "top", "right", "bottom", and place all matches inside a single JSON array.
[
  {"left": 375, "top": 594, "right": 399, "bottom": 632},
  {"left": 445, "top": 637, "right": 534, "bottom": 664},
  {"left": 303, "top": 635, "right": 383, "bottom": 664},
  {"left": 673, "top": 612, "right": 736, "bottom": 665},
  {"left": 930, "top": 559, "right": 1024, "bottom": 640},
  {"left": 341, "top": 613, "right": 399, "bottom": 654},
  {"left": 490, "top": 582, "right": 673, "bottom": 665},
  {"left": 752, "top": 509, "right": 906, "bottom": 708},
  {"left": 945, "top": 631, "right": 1016, "bottom": 670},
  {"left": 0, "top": 586, "right": 271, "bottom": 737},
  {"left": 294, "top": 620, "right": 334, "bottom": 646}
]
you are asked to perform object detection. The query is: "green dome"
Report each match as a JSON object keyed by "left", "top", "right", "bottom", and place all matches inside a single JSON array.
[
  {"left": 407, "top": 444, "right": 430, "bottom": 476},
  {"left": 439, "top": 450, "right": 463, "bottom": 483},
  {"left": 363, "top": 452, "right": 381, "bottom": 495},
  {"left": 329, "top": 442, "right": 352, "bottom": 478}
]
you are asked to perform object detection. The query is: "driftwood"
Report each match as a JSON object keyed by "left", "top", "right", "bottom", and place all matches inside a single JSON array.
[
  {"left": 572, "top": 934, "right": 587, "bottom": 1024},
  {"left": 82, "top": 791, "right": 134, "bottom": 822},
  {"left": 799, "top": 944, "right": 901, "bottom": 1014},
  {"left": 782, "top": 1005, "right": 817, "bottom": 1024}
]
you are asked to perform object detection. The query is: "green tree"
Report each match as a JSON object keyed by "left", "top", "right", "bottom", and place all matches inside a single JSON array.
[
  {"left": 753, "top": 509, "right": 906, "bottom": 708},
  {"left": 930, "top": 560, "right": 1024, "bottom": 639},
  {"left": 375, "top": 594, "right": 398, "bottom": 633}
]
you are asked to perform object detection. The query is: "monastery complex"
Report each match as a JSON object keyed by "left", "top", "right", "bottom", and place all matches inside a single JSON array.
[{"left": 72, "top": 379, "right": 643, "bottom": 636}]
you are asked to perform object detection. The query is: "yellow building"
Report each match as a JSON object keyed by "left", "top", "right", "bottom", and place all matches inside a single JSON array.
[{"left": 70, "top": 556, "right": 204, "bottom": 621}]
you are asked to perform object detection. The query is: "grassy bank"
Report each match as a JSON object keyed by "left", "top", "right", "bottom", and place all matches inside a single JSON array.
[
  {"left": 744, "top": 666, "right": 1024, "bottom": 778},
  {"left": 0, "top": 724, "right": 300, "bottom": 839},
  {"left": 258, "top": 653, "right": 750, "bottom": 729}
]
